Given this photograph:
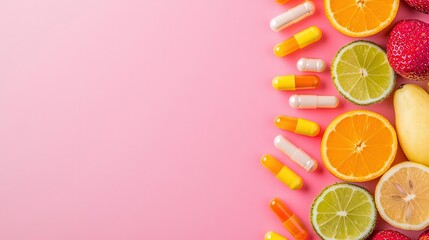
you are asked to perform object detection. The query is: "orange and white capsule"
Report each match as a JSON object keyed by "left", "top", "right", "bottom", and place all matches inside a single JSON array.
[
  {"left": 296, "top": 58, "right": 326, "bottom": 72},
  {"left": 265, "top": 231, "right": 289, "bottom": 240},
  {"left": 270, "top": 198, "right": 308, "bottom": 240},
  {"left": 261, "top": 154, "right": 303, "bottom": 190},
  {"left": 274, "top": 26, "right": 322, "bottom": 57},
  {"left": 274, "top": 135, "right": 318, "bottom": 172},
  {"left": 272, "top": 75, "right": 320, "bottom": 90},
  {"left": 270, "top": 1, "right": 315, "bottom": 32},
  {"left": 274, "top": 115, "right": 320, "bottom": 137},
  {"left": 289, "top": 95, "right": 339, "bottom": 109}
]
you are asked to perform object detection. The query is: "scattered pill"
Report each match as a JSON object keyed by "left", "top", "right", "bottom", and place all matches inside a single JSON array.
[
  {"left": 265, "top": 231, "right": 289, "bottom": 240},
  {"left": 274, "top": 115, "right": 320, "bottom": 137},
  {"left": 276, "top": 0, "right": 290, "bottom": 4},
  {"left": 261, "top": 154, "right": 303, "bottom": 190},
  {"left": 296, "top": 57, "right": 326, "bottom": 72},
  {"left": 274, "top": 26, "right": 322, "bottom": 57},
  {"left": 272, "top": 75, "right": 320, "bottom": 90},
  {"left": 270, "top": 198, "right": 308, "bottom": 240},
  {"left": 289, "top": 95, "right": 339, "bottom": 109},
  {"left": 270, "top": 1, "right": 315, "bottom": 32},
  {"left": 274, "top": 135, "right": 318, "bottom": 172}
]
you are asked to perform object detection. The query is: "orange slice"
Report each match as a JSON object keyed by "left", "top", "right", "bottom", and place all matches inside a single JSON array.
[
  {"left": 324, "top": 0, "right": 400, "bottom": 37},
  {"left": 375, "top": 162, "right": 429, "bottom": 230},
  {"left": 321, "top": 110, "right": 397, "bottom": 182}
]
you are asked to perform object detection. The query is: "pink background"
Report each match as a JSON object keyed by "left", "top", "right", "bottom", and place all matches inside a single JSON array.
[{"left": 0, "top": 0, "right": 428, "bottom": 239}]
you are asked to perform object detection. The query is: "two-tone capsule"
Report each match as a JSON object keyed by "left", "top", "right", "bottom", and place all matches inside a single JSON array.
[
  {"left": 289, "top": 95, "right": 339, "bottom": 109},
  {"left": 274, "top": 26, "right": 322, "bottom": 57},
  {"left": 274, "top": 115, "right": 320, "bottom": 137},
  {"left": 296, "top": 58, "right": 326, "bottom": 72},
  {"left": 270, "top": 1, "right": 315, "bottom": 32},
  {"left": 261, "top": 154, "right": 303, "bottom": 190},
  {"left": 272, "top": 75, "right": 320, "bottom": 90},
  {"left": 265, "top": 231, "right": 288, "bottom": 240},
  {"left": 270, "top": 198, "right": 308, "bottom": 240},
  {"left": 274, "top": 135, "right": 318, "bottom": 172}
]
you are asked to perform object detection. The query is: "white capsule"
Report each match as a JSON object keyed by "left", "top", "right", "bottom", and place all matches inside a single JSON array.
[
  {"left": 289, "top": 95, "right": 339, "bottom": 109},
  {"left": 296, "top": 58, "right": 326, "bottom": 72},
  {"left": 270, "top": 1, "right": 316, "bottom": 32},
  {"left": 274, "top": 135, "right": 318, "bottom": 172}
]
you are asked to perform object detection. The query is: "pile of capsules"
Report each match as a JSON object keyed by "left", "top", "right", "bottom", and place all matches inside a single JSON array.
[{"left": 261, "top": 1, "right": 338, "bottom": 240}]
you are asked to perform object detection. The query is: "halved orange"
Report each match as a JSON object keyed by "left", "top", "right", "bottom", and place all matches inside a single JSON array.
[
  {"left": 324, "top": 0, "right": 400, "bottom": 37},
  {"left": 321, "top": 110, "right": 397, "bottom": 182},
  {"left": 375, "top": 162, "right": 429, "bottom": 230}
]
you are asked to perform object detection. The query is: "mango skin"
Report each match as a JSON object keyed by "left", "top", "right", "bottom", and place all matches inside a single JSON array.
[{"left": 394, "top": 84, "right": 429, "bottom": 166}]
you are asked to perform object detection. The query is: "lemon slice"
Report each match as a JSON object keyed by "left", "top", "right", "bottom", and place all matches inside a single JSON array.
[
  {"left": 311, "top": 183, "right": 376, "bottom": 240},
  {"left": 375, "top": 161, "right": 429, "bottom": 230},
  {"left": 331, "top": 40, "right": 396, "bottom": 105}
]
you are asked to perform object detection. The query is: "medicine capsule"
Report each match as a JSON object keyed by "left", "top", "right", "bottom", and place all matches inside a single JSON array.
[
  {"left": 272, "top": 75, "right": 320, "bottom": 90},
  {"left": 270, "top": 1, "right": 315, "bottom": 32},
  {"left": 289, "top": 95, "right": 339, "bottom": 109},
  {"left": 270, "top": 198, "right": 308, "bottom": 240},
  {"left": 265, "top": 231, "right": 288, "bottom": 240},
  {"left": 276, "top": 0, "right": 290, "bottom": 4},
  {"left": 274, "top": 115, "right": 320, "bottom": 137},
  {"left": 261, "top": 154, "right": 303, "bottom": 190},
  {"left": 274, "top": 26, "right": 322, "bottom": 57},
  {"left": 274, "top": 135, "right": 318, "bottom": 172},
  {"left": 296, "top": 57, "right": 326, "bottom": 72}
]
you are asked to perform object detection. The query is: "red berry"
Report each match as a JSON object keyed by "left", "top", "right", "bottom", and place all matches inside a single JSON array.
[
  {"left": 372, "top": 230, "right": 410, "bottom": 240},
  {"left": 404, "top": 0, "right": 429, "bottom": 14},
  {"left": 419, "top": 229, "right": 429, "bottom": 240},
  {"left": 387, "top": 19, "right": 429, "bottom": 81}
]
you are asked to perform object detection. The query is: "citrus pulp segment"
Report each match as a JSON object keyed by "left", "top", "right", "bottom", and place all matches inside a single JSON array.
[
  {"left": 375, "top": 161, "right": 429, "bottom": 230},
  {"left": 311, "top": 183, "right": 376, "bottom": 240},
  {"left": 331, "top": 41, "right": 396, "bottom": 105},
  {"left": 321, "top": 110, "right": 397, "bottom": 182},
  {"left": 324, "top": 0, "right": 400, "bottom": 37}
]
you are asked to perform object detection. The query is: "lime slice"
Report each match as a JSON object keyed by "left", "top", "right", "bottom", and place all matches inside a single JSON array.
[
  {"left": 311, "top": 183, "right": 376, "bottom": 240},
  {"left": 331, "top": 40, "right": 396, "bottom": 105}
]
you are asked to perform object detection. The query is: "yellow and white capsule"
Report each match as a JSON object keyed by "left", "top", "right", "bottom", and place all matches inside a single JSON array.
[
  {"left": 265, "top": 231, "right": 289, "bottom": 240},
  {"left": 289, "top": 95, "right": 339, "bottom": 109},
  {"left": 274, "top": 135, "right": 318, "bottom": 172},
  {"left": 296, "top": 58, "right": 326, "bottom": 72},
  {"left": 270, "top": 1, "right": 315, "bottom": 32},
  {"left": 274, "top": 26, "right": 322, "bottom": 57}
]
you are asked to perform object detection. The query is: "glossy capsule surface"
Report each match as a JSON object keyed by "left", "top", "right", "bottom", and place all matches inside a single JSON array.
[
  {"left": 274, "top": 135, "right": 318, "bottom": 172},
  {"left": 270, "top": 1, "right": 315, "bottom": 32},
  {"left": 261, "top": 154, "right": 303, "bottom": 190},
  {"left": 274, "top": 115, "right": 320, "bottom": 137},
  {"left": 272, "top": 75, "right": 320, "bottom": 90},
  {"left": 274, "top": 26, "right": 322, "bottom": 57},
  {"left": 265, "top": 231, "right": 289, "bottom": 240},
  {"left": 276, "top": 0, "right": 290, "bottom": 4},
  {"left": 289, "top": 95, "right": 339, "bottom": 109},
  {"left": 270, "top": 198, "right": 308, "bottom": 240},
  {"left": 296, "top": 58, "right": 326, "bottom": 72}
]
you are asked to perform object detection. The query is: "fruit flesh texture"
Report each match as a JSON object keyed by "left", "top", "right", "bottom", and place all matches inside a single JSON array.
[
  {"left": 323, "top": 111, "right": 396, "bottom": 181},
  {"left": 312, "top": 184, "right": 376, "bottom": 239},
  {"left": 332, "top": 41, "right": 395, "bottom": 105},
  {"left": 325, "top": 0, "right": 399, "bottom": 37},
  {"left": 404, "top": 0, "right": 429, "bottom": 14},
  {"left": 394, "top": 84, "right": 429, "bottom": 166},
  {"left": 387, "top": 19, "right": 429, "bottom": 81},
  {"left": 377, "top": 163, "right": 429, "bottom": 228}
]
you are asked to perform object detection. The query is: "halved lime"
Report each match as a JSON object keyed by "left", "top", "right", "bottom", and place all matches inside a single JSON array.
[
  {"left": 331, "top": 40, "right": 396, "bottom": 105},
  {"left": 311, "top": 183, "right": 376, "bottom": 240}
]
